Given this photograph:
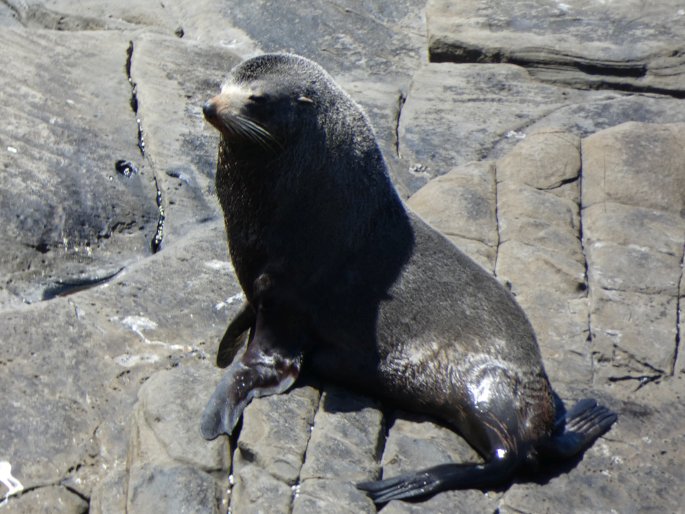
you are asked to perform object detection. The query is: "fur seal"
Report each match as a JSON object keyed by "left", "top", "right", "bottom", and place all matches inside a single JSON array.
[{"left": 200, "top": 53, "right": 617, "bottom": 503}]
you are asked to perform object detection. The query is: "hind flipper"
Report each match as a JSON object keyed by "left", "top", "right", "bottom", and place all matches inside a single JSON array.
[
  {"left": 542, "top": 399, "right": 617, "bottom": 460},
  {"left": 357, "top": 457, "right": 518, "bottom": 504},
  {"left": 217, "top": 302, "right": 255, "bottom": 368}
]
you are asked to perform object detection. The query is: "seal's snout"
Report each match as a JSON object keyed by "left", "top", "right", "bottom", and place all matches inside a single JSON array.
[{"left": 202, "top": 99, "right": 218, "bottom": 121}]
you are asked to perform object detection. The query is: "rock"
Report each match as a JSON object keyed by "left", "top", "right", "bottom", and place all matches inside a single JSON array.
[
  {"left": 129, "top": 33, "right": 241, "bottom": 245},
  {"left": 408, "top": 161, "right": 498, "bottom": 271},
  {"left": 292, "top": 479, "right": 375, "bottom": 514},
  {"left": 125, "top": 366, "right": 230, "bottom": 513},
  {"left": 0, "top": 28, "right": 157, "bottom": 306},
  {"left": 89, "top": 468, "right": 128, "bottom": 514},
  {"left": 494, "top": 130, "right": 591, "bottom": 390},
  {"left": 427, "top": 0, "right": 685, "bottom": 95},
  {"left": 582, "top": 122, "right": 685, "bottom": 214},
  {"left": 126, "top": 464, "right": 224, "bottom": 514},
  {"left": 234, "top": 384, "right": 320, "bottom": 484},
  {"left": 582, "top": 123, "right": 685, "bottom": 387},
  {"left": 496, "top": 128, "right": 581, "bottom": 190},
  {"left": 230, "top": 464, "right": 292, "bottom": 514},
  {"left": 0, "top": 299, "right": 103, "bottom": 489},
  {"left": 381, "top": 412, "right": 480, "bottom": 477},
  {"left": 130, "top": 366, "right": 228, "bottom": 471},
  {"left": 226, "top": 384, "right": 320, "bottom": 512},
  {"left": 397, "top": 62, "right": 606, "bottom": 191},
  {"left": 300, "top": 387, "right": 384, "bottom": 483},
  {"left": 4, "top": 486, "right": 88, "bottom": 513}
]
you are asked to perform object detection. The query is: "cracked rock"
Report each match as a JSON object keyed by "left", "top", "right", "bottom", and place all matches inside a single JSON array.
[
  {"left": 582, "top": 123, "right": 685, "bottom": 385},
  {"left": 5, "top": 485, "right": 88, "bottom": 514}
]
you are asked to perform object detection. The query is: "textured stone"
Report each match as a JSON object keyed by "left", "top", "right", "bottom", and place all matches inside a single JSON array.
[
  {"left": 292, "top": 479, "right": 375, "bottom": 514},
  {"left": 381, "top": 413, "right": 480, "bottom": 477},
  {"left": 3, "top": 486, "right": 88, "bottom": 514},
  {"left": 130, "top": 33, "right": 240, "bottom": 245},
  {"left": 590, "top": 288, "right": 678, "bottom": 376},
  {"left": 89, "top": 468, "right": 128, "bottom": 514},
  {"left": 497, "top": 129, "right": 581, "bottom": 190},
  {"left": 233, "top": 384, "right": 320, "bottom": 484},
  {"left": 494, "top": 130, "right": 591, "bottom": 394},
  {"left": 126, "top": 464, "right": 222, "bottom": 514},
  {"left": 582, "top": 122, "right": 685, "bottom": 214},
  {"left": 0, "top": 28, "right": 156, "bottom": 306},
  {"left": 398, "top": 63, "right": 593, "bottom": 189},
  {"left": 582, "top": 122, "right": 685, "bottom": 391},
  {"left": 300, "top": 387, "right": 383, "bottom": 483},
  {"left": 427, "top": 0, "right": 685, "bottom": 94},
  {"left": 230, "top": 464, "right": 292, "bottom": 514},
  {"left": 408, "top": 161, "right": 498, "bottom": 271},
  {"left": 132, "top": 366, "right": 228, "bottom": 471}
]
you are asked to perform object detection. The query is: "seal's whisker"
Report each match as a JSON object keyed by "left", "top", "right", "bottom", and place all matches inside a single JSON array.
[{"left": 235, "top": 115, "right": 282, "bottom": 151}]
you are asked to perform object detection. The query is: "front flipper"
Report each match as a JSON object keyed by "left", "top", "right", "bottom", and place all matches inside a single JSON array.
[
  {"left": 217, "top": 302, "right": 256, "bottom": 368},
  {"left": 201, "top": 306, "right": 304, "bottom": 440},
  {"left": 357, "top": 456, "right": 519, "bottom": 504}
]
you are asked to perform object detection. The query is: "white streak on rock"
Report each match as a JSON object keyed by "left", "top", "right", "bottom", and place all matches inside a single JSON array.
[{"left": 0, "top": 461, "right": 23, "bottom": 507}]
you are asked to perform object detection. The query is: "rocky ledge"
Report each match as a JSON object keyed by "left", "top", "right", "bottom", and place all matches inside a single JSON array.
[{"left": 1, "top": 1, "right": 683, "bottom": 513}]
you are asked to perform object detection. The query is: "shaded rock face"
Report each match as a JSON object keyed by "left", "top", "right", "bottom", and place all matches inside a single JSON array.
[{"left": 1, "top": 1, "right": 683, "bottom": 513}]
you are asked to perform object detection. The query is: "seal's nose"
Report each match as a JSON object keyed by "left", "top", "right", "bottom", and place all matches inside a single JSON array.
[{"left": 203, "top": 99, "right": 217, "bottom": 120}]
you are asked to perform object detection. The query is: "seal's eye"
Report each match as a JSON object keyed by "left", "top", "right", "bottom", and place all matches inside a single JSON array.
[{"left": 248, "top": 94, "right": 268, "bottom": 104}]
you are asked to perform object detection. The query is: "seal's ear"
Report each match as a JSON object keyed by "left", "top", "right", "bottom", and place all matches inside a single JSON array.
[{"left": 297, "top": 96, "right": 314, "bottom": 105}]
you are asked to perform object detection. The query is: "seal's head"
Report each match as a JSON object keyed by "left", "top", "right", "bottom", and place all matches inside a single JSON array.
[{"left": 202, "top": 54, "right": 329, "bottom": 158}]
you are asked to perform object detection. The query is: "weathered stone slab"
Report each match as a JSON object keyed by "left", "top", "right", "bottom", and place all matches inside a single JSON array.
[
  {"left": 131, "top": 366, "right": 228, "bottom": 471},
  {"left": 227, "top": 384, "right": 320, "bottom": 512},
  {"left": 230, "top": 463, "right": 292, "bottom": 514},
  {"left": 192, "top": 0, "right": 427, "bottom": 80},
  {"left": 427, "top": 0, "right": 685, "bottom": 95},
  {"left": 0, "top": 28, "right": 156, "bottom": 306},
  {"left": 381, "top": 413, "right": 479, "bottom": 477},
  {"left": 130, "top": 33, "right": 241, "bottom": 245},
  {"left": 0, "top": 300, "right": 103, "bottom": 490},
  {"left": 292, "top": 479, "right": 375, "bottom": 514},
  {"left": 582, "top": 122, "right": 685, "bottom": 214},
  {"left": 126, "top": 464, "right": 223, "bottom": 514},
  {"left": 89, "top": 468, "right": 128, "bottom": 514},
  {"left": 497, "top": 182, "right": 582, "bottom": 261},
  {"left": 490, "top": 94, "right": 685, "bottom": 164},
  {"left": 582, "top": 122, "right": 685, "bottom": 388},
  {"left": 300, "top": 387, "right": 383, "bottom": 482},
  {"left": 497, "top": 129, "right": 581, "bottom": 190},
  {"left": 495, "top": 130, "right": 590, "bottom": 389},
  {"left": 408, "top": 161, "right": 498, "bottom": 271},
  {"left": 398, "top": 63, "right": 594, "bottom": 190},
  {"left": 590, "top": 288, "right": 678, "bottom": 376},
  {"left": 3, "top": 485, "right": 88, "bottom": 513},
  {"left": 234, "top": 385, "right": 320, "bottom": 484},
  {"left": 124, "top": 363, "right": 233, "bottom": 513}
]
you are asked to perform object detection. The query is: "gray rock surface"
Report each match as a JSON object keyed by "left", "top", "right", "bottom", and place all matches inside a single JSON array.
[
  {"left": 1, "top": 1, "right": 683, "bottom": 513},
  {"left": 427, "top": 0, "right": 685, "bottom": 95}
]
